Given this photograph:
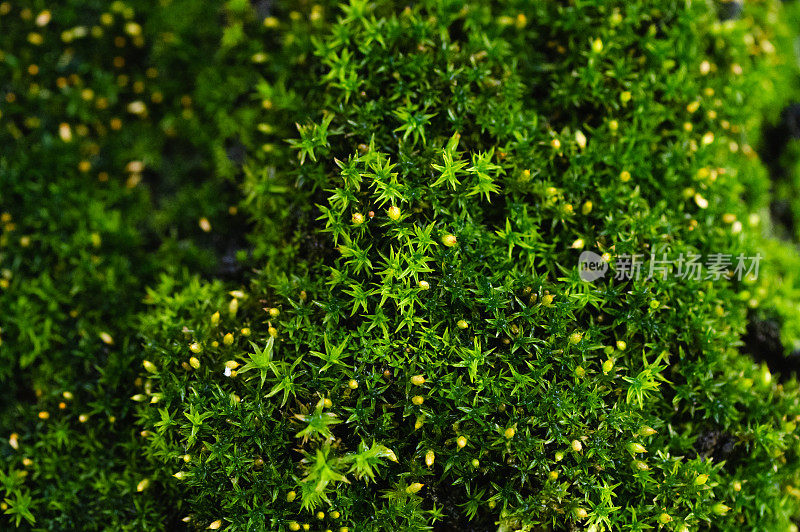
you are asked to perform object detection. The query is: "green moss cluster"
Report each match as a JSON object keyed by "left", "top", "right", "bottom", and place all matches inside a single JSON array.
[{"left": 5, "top": 0, "right": 800, "bottom": 530}]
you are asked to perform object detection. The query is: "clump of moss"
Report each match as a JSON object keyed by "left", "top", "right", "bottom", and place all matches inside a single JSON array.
[
  {"left": 132, "top": 1, "right": 800, "bottom": 530},
  {"left": 5, "top": 0, "right": 800, "bottom": 530}
]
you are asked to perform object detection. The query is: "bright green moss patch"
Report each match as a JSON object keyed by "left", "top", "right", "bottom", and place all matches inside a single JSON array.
[{"left": 4, "top": 0, "right": 800, "bottom": 530}]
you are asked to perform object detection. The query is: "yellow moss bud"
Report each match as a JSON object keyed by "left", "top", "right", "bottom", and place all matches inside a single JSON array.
[
  {"left": 571, "top": 439, "right": 583, "bottom": 452},
  {"left": 457, "top": 319, "right": 468, "bottom": 329},
  {"left": 457, "top": 435, "right": 467, "bottom": 448},
  {"left": 189, "top": 357, "right": 200, "bottom": 369},
  {"left": 411, "top": 375, "right": 426, "bottom": 386},
  {"left": 441, "top": 233, "right": 457, "bottom": 247},
  {"left": 575, "top": 130, "right": 587, "bottom": 149},
  {"left": 143, "top": 360, "right": 157, "bottom": 373},
  {"left": 639, "top": 426, "right": 657, "bottom": 437},
  {"left": 387, "top": 205, "right": 401, "bottom": 220},
  {"left": 137, "top": 479, "right": 150, "bottom": 492},
  {"left": 406, "top": 482, "right": 424, "bottom": 494},
  {"left": 694, "top": 474, "right": 709, "bottom": 485},
  {"left": 189, "top": 342, "right": 202, "bottom": 354},
  {"left": 411, "top": 395, "right": 424, "bottom": 405},
  {"left": 425, "top": 449, "right": 435, "bottom": 467},
  {"left": 628, "top": 442, "right": 647, "bottom": 454},
  {"left": 223, "top": 333, "right": 234, "bottom": 345},
  {"left": 348, "top": 379, "right": 358, "bottom": 389}
]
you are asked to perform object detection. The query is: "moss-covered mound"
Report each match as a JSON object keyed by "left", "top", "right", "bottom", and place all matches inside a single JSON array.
[{"left": 5, "top": 0, "right": 800, "bottom": 530}]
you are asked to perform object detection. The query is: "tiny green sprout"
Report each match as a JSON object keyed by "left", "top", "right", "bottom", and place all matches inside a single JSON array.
[
  {"left": 712, "top": 503, "right": 730, "bottom": 515},
  {"left": 441, "top": 233, "right": 458, "bottom": 247}
]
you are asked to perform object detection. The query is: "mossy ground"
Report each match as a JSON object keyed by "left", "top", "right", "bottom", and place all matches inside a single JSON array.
[{"left": 4, "top": 1, "right": 800, "bottom": 530}]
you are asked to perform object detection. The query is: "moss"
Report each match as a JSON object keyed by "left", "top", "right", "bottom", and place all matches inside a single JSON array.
[{"left": 4, "top": 0, "right": 800, "bottom": 530}]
